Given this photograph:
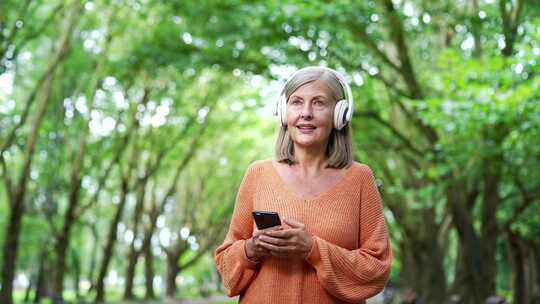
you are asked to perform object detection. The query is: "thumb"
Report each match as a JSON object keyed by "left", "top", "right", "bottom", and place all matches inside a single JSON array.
[{"left": 283, "top": 218, "right": 305, "bottom": 229}]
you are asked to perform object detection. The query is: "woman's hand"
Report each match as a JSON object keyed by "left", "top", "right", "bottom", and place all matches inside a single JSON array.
[
  {"left": 245, "top": 226, "right": 282, "bottom": 261},
  {"left": 258, "top": 218, "right": 313, "bottom": 259}
]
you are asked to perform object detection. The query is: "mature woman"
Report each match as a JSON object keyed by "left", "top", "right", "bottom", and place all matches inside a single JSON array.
[{"left": 214, "top": 66, "right": 392, "bottom": 303}]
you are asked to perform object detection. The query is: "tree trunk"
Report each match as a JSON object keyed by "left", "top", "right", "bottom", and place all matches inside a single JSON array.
[
  {"left": 52, "top": 3, "right": 116, "bottom": 300},
  {"left": 535, "top": 245, "right": 540, "bottom": 303},
  {"left": 531, "top": 245, "right": 540, "bottom": 303},
  {"left": 142, "top": 189, "right": 168, "bottom": 299},
  {"left": 381, "top": 188, "right": 448, "bottom": 303},
  {"left": 143, "top": 239, "right": 155, "bottom": 300},
  {"left": 479, "top": 125, "right": 507, "bottom": 298},
  {"left": 34, "top": 249, "right": 51, "bottom": 303},
  {"left": 24, "top": 276, "right": 33, "bottom": 303},
  {"left": 71, "top": 249, "right": 81, "bottom": 300},
  {"left": 0, "top": 188, "right": 26, "bottom": 304},
  {"left": 84, "top": 223, "right": 99, "bottom": 296},
  {"left": 446, "top": 180, "right": 487, "bottom": 303},
  {"left": 451, "top": 241, "right": 467, "bottom": 292},
  {"left": 142, "top": 197, "right": 159, "bottom": 300},
  {"left": 399, "top": 231, "right": 447, "bottom": 303},
  {"left": 124, "top": 88, "right": 214, "bottom": 301},
  {"left": 123, "top": 181, "right": 147, "bottom": 300},
  {"left": 123, "top": 248, "right": 140, "bottom": 300},
  {"left": 419, "top": 209, "right": 447, "bottom": 303},
  {"left": 52, "top": 179, "right": 82, "bottom": 304},
  {"left": 95, "top": 177, "right": 130, "bottom": 303},
  {"left": 480, "top": 166, "right": 502, "bottom": 297},
  {"left": 165, "top": 250, "right": 182, "bottom": 297},
  {"left": 499, "top": 0, "right": 524, "bottom": 57},
  {"left": 471, "top": 0, "right": 483, "bottom": 57},
  {"left": 0, "top": 52, "right": 59, "bottom": 304},
  {"left": 2, "top": 1, "right": 81, "bottom": 302},
  {"left": 507, "top": 231, "right": 539, "bottom": 304}
]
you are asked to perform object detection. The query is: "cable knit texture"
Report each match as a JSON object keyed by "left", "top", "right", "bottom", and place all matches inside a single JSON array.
[{"left": 214, "top": 159, "right": 392, "bottom": 303}]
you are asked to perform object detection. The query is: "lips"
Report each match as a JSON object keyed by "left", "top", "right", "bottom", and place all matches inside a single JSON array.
[{"left": 297, "top": 124, "right": 316, "bottom": 133}]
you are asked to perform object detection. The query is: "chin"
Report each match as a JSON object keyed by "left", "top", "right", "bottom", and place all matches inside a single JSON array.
[
  {"left": 292, "top": 138, "right": 326, "bottom": 149},
  {"left": 291, "top": 131, "right": 328, "bottom": 145}
]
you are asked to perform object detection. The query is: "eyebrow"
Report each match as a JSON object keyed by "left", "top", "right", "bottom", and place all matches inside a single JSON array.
[{"left": 289, "top": 94, "right": 329, "bottom": 100}]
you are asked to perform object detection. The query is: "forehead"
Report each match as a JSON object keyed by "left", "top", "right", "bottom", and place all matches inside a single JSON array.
[{"left": 290, "top": 80, "right": 332, "bottom": 98}]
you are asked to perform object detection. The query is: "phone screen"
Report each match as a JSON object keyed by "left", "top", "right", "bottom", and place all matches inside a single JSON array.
[{"left": 252, "top": 211, "right": 281, "bottom": 229}]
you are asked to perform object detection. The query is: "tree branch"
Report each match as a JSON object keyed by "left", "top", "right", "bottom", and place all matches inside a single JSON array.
[
  {"left": 75, "top": 86, "right": 145, "bottom": 218},
  {"left": 371, "top": 135, "right": 421, "bottom": 170},
  {"left": 381, "top": 0, "right": 424, "bottom": 99},
  {"left": 0, "top": 0, "right": 31, "bottom": 60},
  {"left": 45, "top": 211, "right": 60, "bottom": 239},
  {"left": 328, "top": 47, "right": 438, "bottom": 146},
  {"left": 502, "top": 177, "right": 540, "bottom": 230},
  {"left": 375, "top": 68, "right": 415, "bottom": 99},
  {"left": 355, "top": 110, "right": 425, "bottom": 157},
  {"left": 0, "top": 1, "right": 72, "bottom": 158},
  {"left": 0, "top": 152, "right": 13, "bottom": 204},
  {"left": 328, "top": 42, "right": 413, "bottom": 99},
  {"left": 382, "top": 84, "right": 442, "bottom": 151},
  {"left": 438, "top": 213, "right": 453, "bottom": 250},
  {"left": 352, "top": 24, "right": 403, "bottom": 75},
  {"left": 140, "top": 100, "right": 207, "bottom": 183},
  {"left": 18, "top": 3, "right": 65, "bottom": 49}
]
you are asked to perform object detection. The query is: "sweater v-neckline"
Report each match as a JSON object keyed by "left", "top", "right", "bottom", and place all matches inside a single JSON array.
[{"left": 267, "top": 160, "right": 355, "bottom": 202}]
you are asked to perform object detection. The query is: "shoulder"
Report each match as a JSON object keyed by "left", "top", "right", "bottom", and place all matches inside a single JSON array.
[
  {"left": 347, "top": 161, "right": 379, "bottom": 188},
  {"left": 349, "top": 161, "right": 375, "bottom": 177},
  {"left": 246, "top": 159, "right": 271, "bottom": 171},
  {"left": 349, "top": 162, "right": 382, "bottom": 198},
  {"left": 244, "top": 159, "right": 273, "bottom": 178}
]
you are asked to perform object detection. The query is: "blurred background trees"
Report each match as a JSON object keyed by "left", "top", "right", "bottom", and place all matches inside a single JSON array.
[{"left": 0, "top": 0, "right": 539, "bottom": 303}]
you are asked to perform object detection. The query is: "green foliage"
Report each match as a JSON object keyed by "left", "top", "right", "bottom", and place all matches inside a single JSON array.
[{"left": 0, "top": 0, "right": 539, "bottom": 303}]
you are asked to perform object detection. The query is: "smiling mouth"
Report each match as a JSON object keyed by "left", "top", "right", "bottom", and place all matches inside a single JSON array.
[{"left": 297, "top": 125, "right": 317, "bottom": 132}]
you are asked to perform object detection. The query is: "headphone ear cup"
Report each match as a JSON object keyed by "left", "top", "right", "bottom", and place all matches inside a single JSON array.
[{"left": 334, "top": 99, "right": 349, "bottom": 130}]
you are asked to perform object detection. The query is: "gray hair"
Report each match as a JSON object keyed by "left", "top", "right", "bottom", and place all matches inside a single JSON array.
[{"left": 274, "top": 67, "right": 353, "bottom": 169}]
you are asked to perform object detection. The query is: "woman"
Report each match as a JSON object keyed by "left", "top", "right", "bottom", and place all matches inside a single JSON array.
[{"left": 214, "top": 66, "right": 392, "bottom": 303}]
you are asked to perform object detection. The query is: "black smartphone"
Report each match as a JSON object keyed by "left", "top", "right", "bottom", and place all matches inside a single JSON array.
[{"left": 252, "top": 211, "right": 282, "bottom": 230}]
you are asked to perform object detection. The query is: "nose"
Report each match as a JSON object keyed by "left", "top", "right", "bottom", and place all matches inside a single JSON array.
[{"left": 300, "top": 102, "right": 313, "bottom": 119}]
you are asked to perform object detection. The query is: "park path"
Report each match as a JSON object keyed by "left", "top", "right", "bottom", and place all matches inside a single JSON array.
[
  {"left": 132, "top": 293, "right": 386, "bottom": 304},
  {"left": 132, "top": 295, "right": 236, "bottom": 304}
]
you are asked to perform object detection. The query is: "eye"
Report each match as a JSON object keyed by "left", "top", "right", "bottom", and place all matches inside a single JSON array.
[
  {"left": 314, "top": 99, "right": 326, "bottom": 106},
  {"left": 289, "top": 98, "right": 302, "bottom": 105}
]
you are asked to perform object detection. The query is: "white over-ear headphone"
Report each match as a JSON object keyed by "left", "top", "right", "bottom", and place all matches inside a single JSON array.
[{"left": 274, "top": 66, "right": 354, "bottom": 130}]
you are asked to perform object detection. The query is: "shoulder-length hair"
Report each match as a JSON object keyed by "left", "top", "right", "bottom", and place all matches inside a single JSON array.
[{"left": 274, "top": 67, "right": 353, "bottom": 169}]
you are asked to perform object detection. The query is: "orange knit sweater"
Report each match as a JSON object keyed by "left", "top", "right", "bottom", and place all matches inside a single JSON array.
[{"left": 214, "top": 159, "right": 392, "bottom": 303}]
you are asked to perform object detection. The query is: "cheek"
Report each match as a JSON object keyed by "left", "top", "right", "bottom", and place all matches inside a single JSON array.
[
  {"left": 286, "top": 108, "right": 295, "bottom": 120},
  {"left": 321, "top": 110, "right": 334, "bottom": 127},
  {"left": 286, "top": 111, "right": 296, "bottom": 127}
]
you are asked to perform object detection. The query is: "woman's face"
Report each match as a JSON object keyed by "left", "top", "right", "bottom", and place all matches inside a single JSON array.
[{"left": 286, "top": 80, "right": 335, "bottom": 149}]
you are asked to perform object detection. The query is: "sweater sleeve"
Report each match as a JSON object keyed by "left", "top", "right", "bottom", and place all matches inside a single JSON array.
[
  {"left": 305, "top": 165, "right": 392, "bottom": 302},
  {"left": 214, "top": 163, "right": 259, "bottom": 296}
]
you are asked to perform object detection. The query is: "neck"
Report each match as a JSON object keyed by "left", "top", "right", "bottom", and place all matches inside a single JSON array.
[{"left": 292, "top": 142, "right": 328, "bottom": 177}]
